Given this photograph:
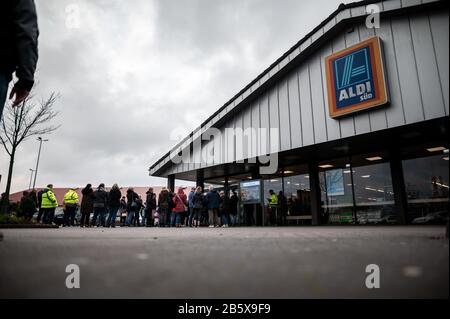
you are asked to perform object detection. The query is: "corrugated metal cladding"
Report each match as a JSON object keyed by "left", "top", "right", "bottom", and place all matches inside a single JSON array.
[{"left": 162, "top": 4, "right": 449, "bottom": 176}]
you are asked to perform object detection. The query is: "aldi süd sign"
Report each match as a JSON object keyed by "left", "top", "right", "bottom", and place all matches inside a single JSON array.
[{"left": 325, "top": 36, "right": 389, "bottom": 118}]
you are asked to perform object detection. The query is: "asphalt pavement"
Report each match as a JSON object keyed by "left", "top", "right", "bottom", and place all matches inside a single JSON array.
[{"left": 0, "top": 226, "right": 448, "bottom": 298}]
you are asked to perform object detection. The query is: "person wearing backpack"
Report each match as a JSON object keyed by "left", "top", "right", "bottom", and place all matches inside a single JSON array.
[
  {"left": 80, "top": 184, "right": 94, "bottom": 227},
  {"left": 205, "top": 186, "right": 221, "bottom": 228},
  {"left": 92, "top": 183, "right": 108, "bottom": 227},
  {"left": 172, "top": 187, "right": 187, "bottom": 227},
  {"left": 106, "top": 184, "right": 121, "bottom": 228},
  {"left": 125, "top": 187, "right": 139, "bottom": 226},
  {"left": 158, "top": 187, "right": 170, "bottom": 227},
  {"left": 192, "top": 186, "right": 204, "bottom": 228},
  {"left": 145, "top": 187, "right": 157, "bottom": 227}
]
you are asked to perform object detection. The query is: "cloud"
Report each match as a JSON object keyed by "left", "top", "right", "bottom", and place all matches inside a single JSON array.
[{"left": 1, "top": 0, "right": 350, "bottom": 193}]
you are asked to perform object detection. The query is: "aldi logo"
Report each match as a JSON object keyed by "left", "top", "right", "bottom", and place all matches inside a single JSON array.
[{"left": 325, "top": 37, "right": 389, "bottom": 118}]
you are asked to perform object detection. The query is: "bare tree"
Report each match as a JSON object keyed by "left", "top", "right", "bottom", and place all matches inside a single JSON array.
[{"left": 0, "top": 93, "right": 60, "bottom": 214}]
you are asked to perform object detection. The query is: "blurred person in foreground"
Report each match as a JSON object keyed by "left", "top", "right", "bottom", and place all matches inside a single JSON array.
[{"left": 0, "top": 0, "right": 39, "bottom": 120}]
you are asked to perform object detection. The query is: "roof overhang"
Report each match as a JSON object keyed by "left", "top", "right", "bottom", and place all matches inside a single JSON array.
[{"left": 149, "top": 0, "right": 446, "bottom": 178}]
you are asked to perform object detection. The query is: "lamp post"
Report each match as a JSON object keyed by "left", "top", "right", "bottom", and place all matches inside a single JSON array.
[
  {"left": 32, "top": 137, "right": 48, "bottom": 189},
  {"left": 28, "top": 169, "right": 35, "bottom": 190}
]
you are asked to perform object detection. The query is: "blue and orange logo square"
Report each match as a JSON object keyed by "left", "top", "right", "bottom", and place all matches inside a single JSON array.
[{"left": 325, "top": 37, "right": 389, "bottom": 118}]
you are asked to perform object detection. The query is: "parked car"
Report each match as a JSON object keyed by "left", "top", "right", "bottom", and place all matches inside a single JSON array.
[
  {"left": 412, "top": 211, "right": 449, "bottom": 225},
  {"left": 377, "top": 215, "right": 397, "bottom": 224}
]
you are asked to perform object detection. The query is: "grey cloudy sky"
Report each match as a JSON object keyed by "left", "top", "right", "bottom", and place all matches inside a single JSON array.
[{"left": 1, "top": 0, "right": 352, "bottom": 193}]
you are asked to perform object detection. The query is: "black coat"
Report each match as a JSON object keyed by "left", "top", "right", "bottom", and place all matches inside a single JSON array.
[
  {"left": 80, "top": 187, "right": 94, "bottom": 213},
  {"left": 93, "top": 188, "right": 108, "bottom": 208},
  {"left": 108, "top": 187, "right": 121, "bottom": 208},
  {"left": 0, "top": 0, "right": 38, "bottom": 91},
  {"left": 126, "top": 191, "right": 139, "bottom": 210},
  {"left": 229, "top": 194, "right": 239, "bottom": 215},
  {"left": 192, "top": 192, "right": 204, "bottom": 209},
  {"left": 146, "top": 192, "right": 157, "bottom": 210}
]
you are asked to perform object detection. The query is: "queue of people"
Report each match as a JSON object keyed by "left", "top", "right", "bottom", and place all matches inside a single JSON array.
[{"left": 14, "top": 184, "right": 241, "bottom": 228}]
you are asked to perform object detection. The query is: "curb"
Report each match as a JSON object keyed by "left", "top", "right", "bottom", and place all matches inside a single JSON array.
[{"left": 0, "top": 224, "right": 59, "bottom": 229}]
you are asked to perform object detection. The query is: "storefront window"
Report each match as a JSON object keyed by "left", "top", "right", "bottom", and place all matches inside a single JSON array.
[
  {"left": 403, "top": 154, "right": 449, "bottom": 224},
  {"left": 284, "top": 174, "right": 311, "bottom": 216},
  {"left": 353, "top": 162, "right": 395, "bottom": 224},
  {"left": 319, "top": 160, "right": 355, "bottom": 224},
  {"left": 263, "top": 177, "right": 283, "bottom": 225}
]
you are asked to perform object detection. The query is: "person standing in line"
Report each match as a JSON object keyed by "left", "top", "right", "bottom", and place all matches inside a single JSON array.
[
  {"left": 40, "top": 184, "right": 58, "bottom": 225},
  {"left": 192, "top": 187, "right": 204, "bottom": 228},
  {"left": 106, "top": 184, "right": 121, "bottom": 228},
  {"left": 145, "top": 187, "right": 157, "bottom": 227},
  {"left": 92, "top": 183, "right": 108, "bottom": 227},
  {"left": 229, "top": 190, "right": 239, "bottom": 227},
  {"left": 125, "top": 187, "right": 139, "bottom": 226},
  {"left": 134, "top": 195, "right": 144, "bottom": 226},
  {"left": 158, "top": 187, "right": 170, "bottom": 227},
  {"left": 36, "top": 188, "right": 45, "bottom": 223},
  {"left": 63, "top": 187, "right": 79, "bottom": 227},
  {"left": 80, "top": 184, "right": 94, "bottom": 227},
  {"left": 0, "top": 0, "right": 39, "bottom": 120},
  {"left": 187, "top": 187, "right": 195, "bottom": 227},
  {"left": 18, "top": 191, "right": 36, "bottom": 221},
  {"left": 172, "top": 187, "right": 187, "bottom": 227},
  {"left": 219, "top": 191, "right": 229, "bottom": 228},
  {"left": 119, "top": 196, "right": 127, "bottom": 224},
  {"left": 205, "top": 186, "right": 221, "bottom": 228},
  {"left": 268, "top": 189, "right": 278, "bottom": 226},
  {"left": 167, "top": 188, "right": 174, "bottom": 227}
]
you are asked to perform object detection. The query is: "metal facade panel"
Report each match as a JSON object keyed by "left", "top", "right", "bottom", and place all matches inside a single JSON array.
[
  {"left": 352, "top": 24, "right": 375, "bottom": 134},
  {"left": 251, "top": 100, "right": 261, "bottom": 158},
  {"left": 234, "top": 114, "right": 244, "bottom": 162},
  {"left": 391, "top": 16, "right": 425, "bottom": 124},
  {"left": 278, "top": 79, "right": 292, "bottom": 151},
  {"left": 287, "top": 71, "right": 303, "bottom": 148},
  {"left": 333, "top": 32, "right": 355, "bottom": 138},
  {"left": 309, "top": 54, "right": 328, "bottom": 143},
  {"left": 320, "top": 43, "right": 342, "bottom": 141},
  {"left": 376, "top": 17, "right": 406, "bottom": 128},
  {"left": 360, "top": 23, "right": 388, "bottom": 132},
  {"left": 298, "top": 63, "right": 315, "bottom": 146},
  {"left": 383, "top": 0, "right": 401, "bottom": 11},
  {"left": 259, "top": 93, "right": 270, "bottom": 155},
  {"left": 429, "top": 11, "right": 449, "bottom": 115},
  {"left": 410, "top": 12, "right": 446, "bottom": 120},
  {"left": 269, "top": 86, "right": 281, "bottom": 153},
  {"left": 243, "top": 106, "right": 252, "bottom": 159}
]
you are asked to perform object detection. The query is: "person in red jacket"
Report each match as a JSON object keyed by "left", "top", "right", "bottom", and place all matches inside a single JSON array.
[{"left": 171, "top": 187, "right": 187, "bottom": 227}]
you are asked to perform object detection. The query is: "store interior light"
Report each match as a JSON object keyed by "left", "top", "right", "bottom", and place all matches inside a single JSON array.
[
  {"left": 427, "top": 146, "right": 446, "bottom": 152},
  {"left": 283, "top": 170, "right": 294, "bottom": 174},
  {"left": 443, "top": 157, "right": 449, "bottom": 161},
  {"left": 366, "top": 156, "right": 383, "bottom": 161},
  {"left": 361, "top": 175, "right": 371, "bottom": 178},
  {"left": 345, "top": 163, "right": 351, "bottom": 168},
  {"left": 319, "top": 164, "right": 333, "bottom": 169},
  {"left": 444, "top": 149, "right": 449, "bottom": 154}
]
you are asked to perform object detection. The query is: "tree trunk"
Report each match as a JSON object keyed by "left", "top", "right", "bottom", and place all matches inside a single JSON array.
[{"left": 0, "top": 148, "right": 16, "bottom": 215}]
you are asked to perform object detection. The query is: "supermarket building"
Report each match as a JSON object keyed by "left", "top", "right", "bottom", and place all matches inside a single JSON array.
[{"left": 149, "top": 0, "right": 449, "bottom": 226}]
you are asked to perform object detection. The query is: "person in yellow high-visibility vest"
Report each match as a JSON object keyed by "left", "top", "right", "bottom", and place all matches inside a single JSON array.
[
  {"left": 63, "top": 188, "right": 79, "bottom": 227},
  {"left": 41, "top": 184, "right": 58, "bottom": 225},
  {"left": 268, "top": 189, "right": 279, "bottom": 226}
]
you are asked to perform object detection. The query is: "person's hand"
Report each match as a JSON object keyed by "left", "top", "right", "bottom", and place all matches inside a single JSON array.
[{"left": 9, "top": 85, "right": 30, "bottom": 107}]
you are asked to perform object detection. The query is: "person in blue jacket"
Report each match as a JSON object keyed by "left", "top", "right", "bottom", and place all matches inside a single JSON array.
[{"left": 205, "top": 186, "right": 221, "bottom": 228}]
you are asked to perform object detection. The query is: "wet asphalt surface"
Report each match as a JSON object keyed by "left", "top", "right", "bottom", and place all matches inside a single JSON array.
[{"left": 0, "top": 226, "right": 448, "bottom": 298}]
